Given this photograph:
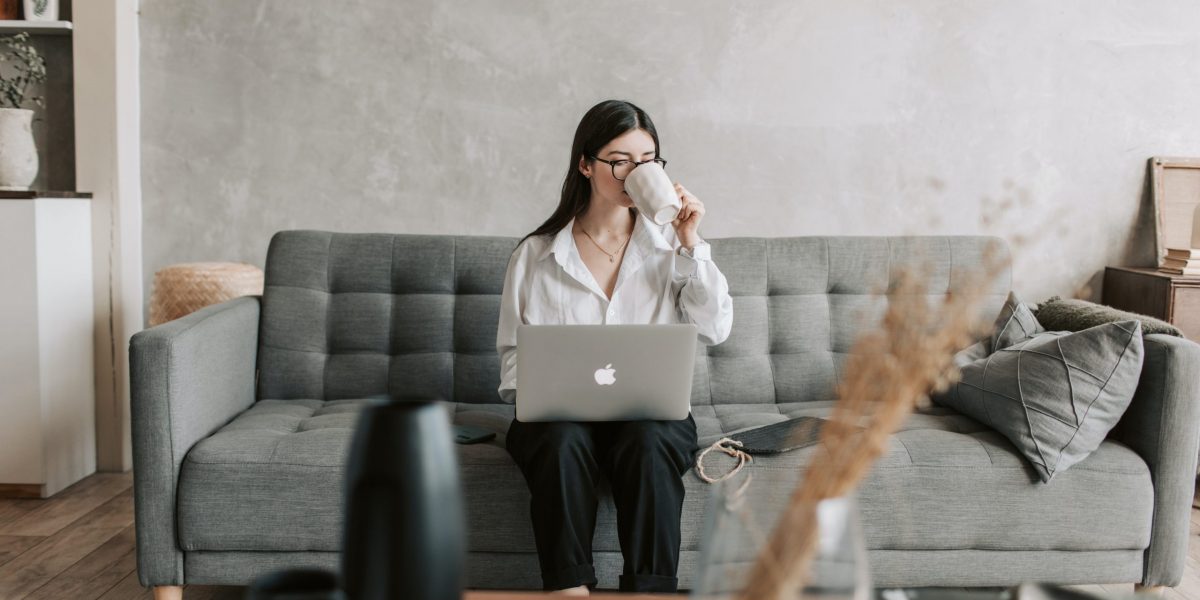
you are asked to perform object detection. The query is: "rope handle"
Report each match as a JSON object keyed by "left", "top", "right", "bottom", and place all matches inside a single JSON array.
[{"left": 695, "top": 437, "right": 753, "bottom": 484}]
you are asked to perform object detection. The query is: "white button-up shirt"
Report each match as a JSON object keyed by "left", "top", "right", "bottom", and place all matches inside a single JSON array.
[{"left": 495, "top": 212, "right": 734, "bottom": 404}]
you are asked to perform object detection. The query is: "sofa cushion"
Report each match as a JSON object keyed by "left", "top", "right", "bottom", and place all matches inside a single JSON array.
[
  {"left": 256, "top": 233, "right": 1013, "bottom": 410},
  {"left": 177, "top": 398, "right": 1152, "bottom": 555},
  {"left": 991, "top": 292, "right": 1045, "bottom": 352},
  {"left": 256, "top": 233, "right": 518, "bottom": 405},
  {"left": 938, "top": 319, "right": 1145, "bottom": 483}
]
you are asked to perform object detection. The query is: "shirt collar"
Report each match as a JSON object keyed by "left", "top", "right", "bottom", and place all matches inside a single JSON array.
[{"left": 537, "top": 211, "right": 673, "bottom": 265}]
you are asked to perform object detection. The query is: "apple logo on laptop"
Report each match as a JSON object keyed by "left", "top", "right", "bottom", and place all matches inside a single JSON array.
[{"left": 594, "top": 363, "right": 616, "bottom": 385}]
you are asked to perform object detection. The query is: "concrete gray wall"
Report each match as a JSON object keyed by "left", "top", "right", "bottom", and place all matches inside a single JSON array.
[{"left": 140, "top": 1, "right": 1200, "bottom": 314}]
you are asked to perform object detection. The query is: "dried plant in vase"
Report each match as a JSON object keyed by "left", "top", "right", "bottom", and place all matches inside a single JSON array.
[
  {"left": 735, "top": 246, "right": 1008, "bottom": 600},
  {"left": 0, "top": 32, "right": 45, "bottom": 190},
  {"left": 0, "top": 32, "right": 46, "bottom": 111}
]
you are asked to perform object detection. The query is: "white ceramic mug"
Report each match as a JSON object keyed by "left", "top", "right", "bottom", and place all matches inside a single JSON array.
[{"left": 624, "top": 162, "right": 681, "bottom": 225}]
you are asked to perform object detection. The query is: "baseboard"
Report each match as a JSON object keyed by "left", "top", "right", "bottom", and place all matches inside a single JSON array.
[{"left": 0, "top": 483, "right": 45, "bottom": 498}]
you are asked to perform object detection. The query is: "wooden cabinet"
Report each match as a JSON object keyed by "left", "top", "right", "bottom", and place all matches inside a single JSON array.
[
  {"left": 1103, "top": 267, "right": 1200, "bottom": 340},
  {"left": 0, "top": 192, "right": 95, "bottom": 498}
]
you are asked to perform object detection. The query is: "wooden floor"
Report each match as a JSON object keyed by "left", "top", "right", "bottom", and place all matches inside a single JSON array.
[{"left": 0, "top": 472, "right": 1198, "bottom": 599}]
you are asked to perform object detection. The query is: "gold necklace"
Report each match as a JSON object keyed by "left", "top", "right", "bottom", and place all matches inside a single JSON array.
[{"left": 579, "top": 226, "right": 631, "bottom": 263}]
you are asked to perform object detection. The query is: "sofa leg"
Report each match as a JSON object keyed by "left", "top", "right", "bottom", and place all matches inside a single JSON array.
[
  {"left": 1135, "top": 585, "right": 1167, "bottom": 596},
  {"left": 153, "top": 586, "right": 183, "bottom": 600}
]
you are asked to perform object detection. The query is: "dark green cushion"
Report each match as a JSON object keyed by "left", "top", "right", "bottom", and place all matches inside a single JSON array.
[{"left": 1034, "top": 296, "right": 1183, "bottom": 338}]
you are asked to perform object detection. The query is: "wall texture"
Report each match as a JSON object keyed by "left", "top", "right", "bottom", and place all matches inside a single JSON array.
[{"left": 140, "top": 1, "right": 1200, "bottom": 314}]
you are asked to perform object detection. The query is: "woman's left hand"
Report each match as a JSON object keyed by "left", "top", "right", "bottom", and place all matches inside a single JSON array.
[{"left": 671, "top": 183, "right": 705, "bottom": 248}]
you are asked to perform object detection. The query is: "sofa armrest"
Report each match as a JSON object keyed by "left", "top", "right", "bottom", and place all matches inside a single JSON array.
[
  {"left": 129, "top": 296, "right": 260, "bottom": 586},
  {"left": 1108, "top": 333, "right": 1200, "bottom": 587}
]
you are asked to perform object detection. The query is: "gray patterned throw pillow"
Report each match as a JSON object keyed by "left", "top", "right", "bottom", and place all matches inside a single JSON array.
[
  {"left": 937, "top": 294, "right": 1144, "bottom": 483},
  {"left": 941, "top": 291, "right": 1039, "bottom": 371},
  {"left": 991, "top": 291, "right": 1045, "bottom": 351}
]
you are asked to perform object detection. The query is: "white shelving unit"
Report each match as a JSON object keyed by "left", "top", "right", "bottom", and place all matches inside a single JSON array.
[
  {"left": 0, "top": 192, "right": 96, "bottom": 498},
  {"left": 0, "top": 20, "right": 73, "bottom": 35}
]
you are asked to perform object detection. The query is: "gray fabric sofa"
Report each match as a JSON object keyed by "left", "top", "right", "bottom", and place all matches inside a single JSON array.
[{"left": 130, "top": 230, "right": 1200, "bottom": 591}]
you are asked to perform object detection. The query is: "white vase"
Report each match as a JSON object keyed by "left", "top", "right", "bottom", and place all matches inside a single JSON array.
[
  {"left": 22, "top": 0, "right": 58, "bottom": 21},
  {"left": 0, "top": 108, "right": 39, "bottom": 191}
]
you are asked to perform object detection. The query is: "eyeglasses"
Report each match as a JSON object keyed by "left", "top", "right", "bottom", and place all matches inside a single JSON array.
[{"left": 590, "top": 156, "right": 668, "bottom": 181}]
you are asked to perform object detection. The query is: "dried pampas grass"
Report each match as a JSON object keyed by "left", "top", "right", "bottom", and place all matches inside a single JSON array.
[{"left": 735, "top": 245, "right": 1008, "bottom": 600}]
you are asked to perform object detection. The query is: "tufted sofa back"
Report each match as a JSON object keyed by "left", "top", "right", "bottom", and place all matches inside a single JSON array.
[{"left": 256, "top": 231, "right": 1010, "bottom": 407}]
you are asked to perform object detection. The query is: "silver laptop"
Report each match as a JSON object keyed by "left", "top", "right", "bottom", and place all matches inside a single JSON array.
[{"left": 515, "top": 324, "right": 698, "bottom": 422}]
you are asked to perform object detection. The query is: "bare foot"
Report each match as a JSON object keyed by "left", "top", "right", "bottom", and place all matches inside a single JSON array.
[{"left": 550, "top": 585, "right": 590, "bottom": 596}]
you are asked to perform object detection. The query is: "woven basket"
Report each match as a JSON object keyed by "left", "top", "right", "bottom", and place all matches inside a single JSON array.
[{"left": 149, "top": 262, "right": 264, "bottom": 326}]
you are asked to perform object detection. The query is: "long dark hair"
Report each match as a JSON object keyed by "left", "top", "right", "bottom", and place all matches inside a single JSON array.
[{"left": 512, "top": 100, "right": 661, "bottom": 255}]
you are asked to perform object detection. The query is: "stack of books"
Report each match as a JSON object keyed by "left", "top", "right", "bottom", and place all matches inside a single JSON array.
[{"left": 1161, "top": 248, "right": 1200, "bottom": 276}]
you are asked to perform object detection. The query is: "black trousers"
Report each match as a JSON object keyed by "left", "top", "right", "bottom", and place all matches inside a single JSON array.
[{"left": 505, "top": 414, "right": 699, "bottom": 593}]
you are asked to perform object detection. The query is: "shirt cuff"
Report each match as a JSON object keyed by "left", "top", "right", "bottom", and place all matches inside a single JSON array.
[
  {"left": 675, "top": 241, "right": 710, "bottom": 280},
  {"left": 678, "top": 241, "right": 711, "bottom": 261}
]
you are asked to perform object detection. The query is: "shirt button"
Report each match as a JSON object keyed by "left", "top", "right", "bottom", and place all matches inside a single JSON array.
[{"left": 608, "top": 309, "right": 615, "bottom": 317}]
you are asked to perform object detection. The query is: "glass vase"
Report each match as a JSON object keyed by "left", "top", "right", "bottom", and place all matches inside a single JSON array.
[{"left": 691, "top": 475, "right": 871, "bottom": 600}]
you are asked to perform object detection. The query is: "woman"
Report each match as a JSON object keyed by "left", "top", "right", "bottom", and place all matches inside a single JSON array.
[{"left": 494, "top": 99, "right": 734, "bottom": 595}]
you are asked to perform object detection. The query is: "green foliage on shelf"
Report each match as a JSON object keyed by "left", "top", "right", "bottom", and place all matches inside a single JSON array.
[{"left": 0, "top": 32, "right": 46, "bottom": 110}]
